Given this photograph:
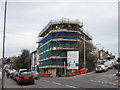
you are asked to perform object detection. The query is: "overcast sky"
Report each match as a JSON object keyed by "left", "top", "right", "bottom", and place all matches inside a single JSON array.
[{"left": 0, "top": 0, "right": 118, "bottom": 58}]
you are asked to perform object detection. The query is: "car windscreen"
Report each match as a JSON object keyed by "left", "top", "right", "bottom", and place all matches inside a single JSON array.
[{"left": 20, "top": 71, "right": 32, "bottom": 75}]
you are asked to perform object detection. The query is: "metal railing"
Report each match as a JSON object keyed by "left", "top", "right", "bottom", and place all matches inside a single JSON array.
[
  {"left": 51, "top": 18, "right": 79, "bottom": 23},
  {"left": 39, "top": 18, "right": 83, "bottom": 35},
  {"left": 39, "top": 21, "right": 51, "bottom": 34},
  {"left": 80, "top": 28, "right": 92, "bottom": 39}
]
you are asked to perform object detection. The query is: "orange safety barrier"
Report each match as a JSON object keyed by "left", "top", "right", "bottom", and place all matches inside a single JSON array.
[
  {"left": 80, "top": 68, "right": 87, "bottom": 74},
  {"left": 69, "top": 70, "right": 80, "bottom": 76},
  {"left": 38, "top": 73, "right": 52, "bottom": 77},
  {"left": 69, "top": 71, "right": 75, "bottom": 76},
  {"left": 74, "top": 70, "right": 79, "bottom": 75}
]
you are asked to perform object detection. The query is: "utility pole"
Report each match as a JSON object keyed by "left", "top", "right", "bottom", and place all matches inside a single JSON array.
[
  {"left": 96, "top": 43, "right": 101, "bottom": 59},
  {"left": 64, "top": 61, "right": 66, "bottom": 76},
  {"left": 2, "top": 0, "right": 7, "bottom": 89},
  {"left": 84, "top": 35, "right": 86, "bottom": 68}
]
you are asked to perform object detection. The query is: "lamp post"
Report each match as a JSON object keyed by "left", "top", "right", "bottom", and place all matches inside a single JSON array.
[
  {"left": 83, "top": 35, "right": 86, "bottom": 68},
  {"left": 96, "top": 43, "right": 101, "bottom": 59},
  {"left": 2, "top": 0, "right": 7, "bottom": 89}
]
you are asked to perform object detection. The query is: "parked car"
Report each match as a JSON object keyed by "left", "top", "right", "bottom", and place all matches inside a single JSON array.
[
  {"left": 116, "top": 71, "right": 120, "bottom": 76},
  {"left": 95, "top": 65, "right": 108, "bottom": 73},
  {"left": 19, "top": 69, "right": 27, "bottom": 72},
  {"left": 116, "top": 67, "right": 120, "bottom": 76},
  {"left": 109, "top": 60, "right": 113, "bottom": 69},
  {"left": 10, "top": 70, "right": 17, "bottom": 79},
  {"left": 104, "top": 60, "right": 112, "bottom": 69},
  {"left": 13, "top": 72, "right": 18, "bottom": 81},
  {"left": 111, "top": 59, "right": 116, "bottom": 67},
  {"left": 114, "top": 62, "right": 120, "bottom": 69},
  {"left": 32, "top": 71, "right": 39, "bottom": 79},
  {"left": 16, "top": 69, "right": 34, "bottom": 85},
  {"left": 10, "top": 70, "right": 16, "bottom": 78}
]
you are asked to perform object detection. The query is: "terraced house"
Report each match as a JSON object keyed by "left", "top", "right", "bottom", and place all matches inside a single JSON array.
[{"left": 37, "top": 18, "right": 92, "bottom": 77}]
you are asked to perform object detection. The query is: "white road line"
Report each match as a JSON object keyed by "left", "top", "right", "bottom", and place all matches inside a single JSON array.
[
  {"left": 88, "top": 80, "right": 117, "bottom": 86},
  {"left": 52, "top": 82, "right": 62, "bottom": 85},
  {"left": 52, "top": 81, "right": 77, "bottom": 88},
  {"left": 22, "top": 86, "right": 27, "bottom": 88},
  {"left": 65, "top": 85, "right": 77, "bottom": 88},
  {"left": 113, "top": 74, "right": 116, "bottom": 76}
]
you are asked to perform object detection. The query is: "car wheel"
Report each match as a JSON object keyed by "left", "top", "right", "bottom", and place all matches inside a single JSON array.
[
  {"left": 32, "top": 81, "right": 34, "bottom": 84},
  {"left": 19, "top": 83, "right": 22, "bottom": 86},
  {"left": 96, "top": 71, "right": 98, "bottom": 73},
  {"left": 16, "top": 80, "right": 18, "bottom": 84},
  {"left": 19, "top": 81, "right": 22, "bottom": 86},
  {"left": 17, "top": 80, "right": 22, "bottom": 85}
]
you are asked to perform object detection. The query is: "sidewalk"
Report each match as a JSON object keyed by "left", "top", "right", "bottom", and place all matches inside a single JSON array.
[{"left": 0, "top": 77, "right": 22, "bottom": 88}]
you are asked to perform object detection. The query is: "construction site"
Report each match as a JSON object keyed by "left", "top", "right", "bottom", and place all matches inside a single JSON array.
[{"left": 37, "top": 18, "right": 92, "bottom": 77}]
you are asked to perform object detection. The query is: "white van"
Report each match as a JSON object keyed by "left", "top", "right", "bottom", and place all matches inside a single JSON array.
[
  {"left": 104, "top": 60, "right": 112, "bottom": 69},
  {"left": 19, "top": 69, "right": 27, "bottom": 73},
  {"left": 95, "top": 64, "right": 108, "bottom": 73}
]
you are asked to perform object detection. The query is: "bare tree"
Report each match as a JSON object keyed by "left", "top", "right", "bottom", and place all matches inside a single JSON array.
[{"left": 76, "top": 41, "right": 97, "bottom": 72}]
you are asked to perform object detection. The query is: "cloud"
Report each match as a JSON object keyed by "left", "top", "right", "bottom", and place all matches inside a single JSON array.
[{"left": 0, "top": 1, "right": 118, "bottom": 58}]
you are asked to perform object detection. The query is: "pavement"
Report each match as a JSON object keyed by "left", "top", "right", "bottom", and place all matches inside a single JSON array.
[{"left": 0, "top": 76, "right": 22, "bottom": 89}]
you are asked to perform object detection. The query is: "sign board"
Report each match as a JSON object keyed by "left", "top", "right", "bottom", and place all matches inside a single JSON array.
[
  {"left": 52, "top": 47, "right": 56, "bottom": 50},
  {"left": 67, "top": 51, "right": 79, "bottom": 70}
]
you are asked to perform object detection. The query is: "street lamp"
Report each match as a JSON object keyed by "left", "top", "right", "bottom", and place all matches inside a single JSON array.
[
  {"left": 96, "top": 43, "right": 101, "bottom": 59},
  {"left": 2, "top": 0, "right": 7, "bottom": 89},
  {"left": 84, "top": 35, "right": 85, "bottom": 68}
]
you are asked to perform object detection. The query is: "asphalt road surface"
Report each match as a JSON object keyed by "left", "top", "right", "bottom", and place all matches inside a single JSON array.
[
  {"left": 0, "top": 69, "right": 119, "bottom": 89},
  {"left": 21, "top": 69, "right": 118, "bottom": 88}
]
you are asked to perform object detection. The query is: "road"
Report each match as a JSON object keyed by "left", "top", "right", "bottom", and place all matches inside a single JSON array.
[{"left": 0, "top": 69, "right": 119, "bottom": 89}]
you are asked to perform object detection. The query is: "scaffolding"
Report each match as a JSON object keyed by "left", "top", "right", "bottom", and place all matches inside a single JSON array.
[{"left": 38, "top": 18, "right": 92, "bottom": 76}]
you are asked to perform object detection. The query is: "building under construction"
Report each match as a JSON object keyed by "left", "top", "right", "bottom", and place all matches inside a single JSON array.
[{"left": 37, "top": 18, "right": 92, "bottom": 77}]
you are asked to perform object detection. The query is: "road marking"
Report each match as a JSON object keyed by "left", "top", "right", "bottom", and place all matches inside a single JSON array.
[
  {"left": 52, "top": 82, "right": 62, "bottom": 85},
  {"left": 52, "top": 81, "right": 77, "bottom": 88},
  {"left": 22, "top": 86, "right": 27, "bottom": 88},
  {"left": 88, "top": 80, "right": 117, "bottom": 86},
  {"left": 65, "top": 85, "right": 77, "bottom": 88},
  {"left": 113, "top": 74, "right": 116, "bottom": 76}
]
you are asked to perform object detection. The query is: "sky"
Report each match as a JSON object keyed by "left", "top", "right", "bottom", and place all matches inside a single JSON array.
[{"left": 0, "top": 0, "right": 118, "bottom": 58}]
